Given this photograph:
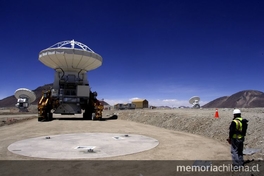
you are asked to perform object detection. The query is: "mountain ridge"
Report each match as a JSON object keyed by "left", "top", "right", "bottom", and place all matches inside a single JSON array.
[
  {"left": 202, "top": 90, "right": 264, "bottom": 108},
  {"left": 1, "top": 85, "right": 263, "bottom": 108}
]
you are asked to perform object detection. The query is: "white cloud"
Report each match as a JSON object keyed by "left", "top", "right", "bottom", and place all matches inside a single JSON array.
[
  {"left": 129, "top": 97, "right": 142, "bottom": 101},
  {"left": 163, "top": 99, "right": 177, "bottom": 102},
  {"left": 149, "top": 99, "right": 189, "bottom": 107}
]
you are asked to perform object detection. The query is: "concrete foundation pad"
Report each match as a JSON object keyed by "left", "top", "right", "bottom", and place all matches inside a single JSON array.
[{"left": 8, "top": 133, "right": 159, "bottom": 159}]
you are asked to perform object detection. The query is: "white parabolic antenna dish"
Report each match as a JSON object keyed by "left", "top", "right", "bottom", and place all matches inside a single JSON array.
[
  {"left": 38, "top": 40, "right": 103, "bottom": 72},
  {"left": 14, "top": 88, "right": 36, "bottom": 103},
  {"left": 189, "top": 96, "right": 200, "bottom": 105}
]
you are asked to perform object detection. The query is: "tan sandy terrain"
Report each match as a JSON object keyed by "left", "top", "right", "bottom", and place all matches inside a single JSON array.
[
  {"left": 114, "top": 108, "right": 264, "bottom": 158},
  {"left": 0, "top": 108, "right": 263, "bottom": 176}
]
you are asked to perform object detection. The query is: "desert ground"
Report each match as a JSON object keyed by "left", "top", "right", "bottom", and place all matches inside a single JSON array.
[{"left": 0, "top": 107, "right": 263, "bottom": 175}]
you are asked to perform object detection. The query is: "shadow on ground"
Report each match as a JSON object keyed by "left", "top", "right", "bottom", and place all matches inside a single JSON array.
[{"left": 51, "top": 115, "right": 118, "bottom": 121}]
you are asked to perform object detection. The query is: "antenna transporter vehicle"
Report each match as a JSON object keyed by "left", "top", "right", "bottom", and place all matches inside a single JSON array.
[
  {"left": 37, "top": 40, "right": 104, "bottom": 121},
  {"left": 15, "top": 88, "right": 36, "bottom": 112}
]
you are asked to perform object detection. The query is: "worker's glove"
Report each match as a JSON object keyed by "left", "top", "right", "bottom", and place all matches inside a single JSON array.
[{"left": 226, "top": 138, "right": 231, "bottom": 144}]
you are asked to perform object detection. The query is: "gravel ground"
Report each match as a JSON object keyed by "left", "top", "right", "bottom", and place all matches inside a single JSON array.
[
  {"left": 0, "top": 107, "right": 263, "bottom": 175},
  {"left": 1, "top": 107, "right": 264, "bottom": 161},
  {"left": 105, "top": 108, "right": 264, "bottom": 161}
]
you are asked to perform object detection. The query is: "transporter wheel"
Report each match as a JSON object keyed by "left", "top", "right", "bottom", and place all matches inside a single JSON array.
[
  {"left": 111, "top": 115, "right": 118, "bottom": 120},
  {"left": 47, "top": 112, "right": 53, "bottom": 121},
  {"left": 38, "top": 110, "right": 53, "bottom": 122},
  {"left": 38, "top": 117, "right": 44, "bottom": 122},
  {"left": 83, "top": 112, "right": 92, "bottom": 120}
]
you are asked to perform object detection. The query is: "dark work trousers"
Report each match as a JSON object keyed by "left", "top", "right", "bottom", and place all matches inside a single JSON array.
[{"left": 231, "top": 138, "right": 244, "bottom": 166}]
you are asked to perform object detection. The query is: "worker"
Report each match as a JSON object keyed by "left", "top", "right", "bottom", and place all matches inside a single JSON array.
[{"left": 227, "top": 109, "right": 245, "bottom": 167}]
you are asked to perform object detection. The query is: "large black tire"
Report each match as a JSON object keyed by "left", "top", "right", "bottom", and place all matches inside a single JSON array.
[
  {"left": 83, "top": 112, "right": 92, "bottom": 120},
  {"left": 47, "top": 112, "right": 53, "bottom": 121},
  {"left": 38, "top": 117, "right": 44, "bottom": 122},
  {"left": 38, "top": 111, "right": 53, "bottom": 122}
]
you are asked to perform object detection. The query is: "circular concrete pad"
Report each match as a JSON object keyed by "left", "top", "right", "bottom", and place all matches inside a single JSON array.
[{"left": 8, "top": 133, "right": 159, "bottom": 159}]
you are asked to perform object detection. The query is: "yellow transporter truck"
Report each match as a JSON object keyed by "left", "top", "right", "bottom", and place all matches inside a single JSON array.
[{"left": 37, "top": 40, "right": 104, "bottom": 121}]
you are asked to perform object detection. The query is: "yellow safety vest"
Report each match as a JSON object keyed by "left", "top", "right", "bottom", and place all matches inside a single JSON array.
[{"left": 232, "top": 117, "right": 243, "bottom": 139}]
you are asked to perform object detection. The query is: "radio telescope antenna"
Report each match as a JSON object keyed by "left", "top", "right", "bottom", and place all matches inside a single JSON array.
[
  {"left": 14, "top": 88, "right": 36, "bottom": 112},
  {"left": 189, "top": 96, "right": 200, "bottom": 109},
  {"left": 37, "top": 40, "right": 104, "bottom": 121},
  {"left": 39, "top": 39, "right": 102, "bottom": 72}
]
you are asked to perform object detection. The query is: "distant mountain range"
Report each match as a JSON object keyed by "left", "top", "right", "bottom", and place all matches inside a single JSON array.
[
  {"left": 0, "top": 84, "right": 263, "bottom": 108},
  {"left": 202, "top": 90, "right": 264, "bottom": 108}
]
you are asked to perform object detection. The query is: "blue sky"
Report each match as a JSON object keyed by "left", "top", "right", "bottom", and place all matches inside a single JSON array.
[{"left": 1, "top": 0, "right": 263, "bottom": 107}]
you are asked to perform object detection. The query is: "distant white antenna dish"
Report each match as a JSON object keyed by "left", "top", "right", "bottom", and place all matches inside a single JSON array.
[
  {"left": 38, "top": 39, "right": 103, "bottom": 72},
  {"left": 14, "top": 88, "right": 36, "bottom": 111},
  {"left": 189, "top": 96, "right": 200, "bottom": 109}
]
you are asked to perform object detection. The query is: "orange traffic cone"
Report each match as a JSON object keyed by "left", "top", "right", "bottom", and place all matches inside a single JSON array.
[{"left": 215, "top": 109, "right": 219, "bottom": 118}]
